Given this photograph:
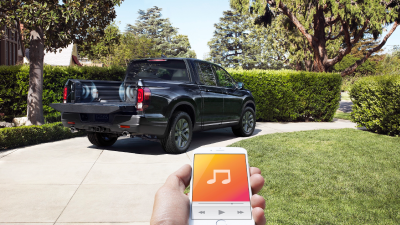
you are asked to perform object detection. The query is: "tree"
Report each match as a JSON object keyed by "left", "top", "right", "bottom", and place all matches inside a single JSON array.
[
  {"left": 79, "top": 23, "right": 160, "bottom": 66},
  {"left": 231, "top": 0, "right": 400, "bottom": 76},
  {"left": 127, "top": 6, "right": 196, "bottom": 58},
  {"left": 112, "top": 33, "right": 160, "bottom": 66},
  {"left": 377, "top": 47, "right": 400, "bottom": 75},
  {"left": 0, "top": 0, "right": 123, "bottom": 125},
  {"left": 208, "top": 10, "right": 251, "bottom": 68},
  {"left": 78, "top": 22, "right": 121, "bottom": 66},
  {"left": 333, "top": 36, "right": 384, "bottom": 75},
  {"left": 208, "top": 10, "right": 287, "bottom": 69}
]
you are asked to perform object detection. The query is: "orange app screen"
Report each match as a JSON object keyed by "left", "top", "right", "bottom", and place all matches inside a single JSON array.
[{"left": 193, "top": 154, "right": 250, "bottom": 202}]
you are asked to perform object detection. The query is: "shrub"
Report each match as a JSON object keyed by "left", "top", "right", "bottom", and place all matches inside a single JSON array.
[
  {"left": 228, "top": 69, "right": 341, "bottom": 122},
  {"left": 44, "top": 112, "right": 61, "bottom": 123},
  {"left": 0, "top": 122, "right": 86, "bottom": 150},
  {"left": 350, "top": 74, "right": 400, "bottom": 135},
  {"left": 0, "top": 65, "right": 126, "bottom": 121}
]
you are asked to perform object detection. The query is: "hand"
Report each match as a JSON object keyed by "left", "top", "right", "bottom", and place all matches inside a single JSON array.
[{"left": 150, "top": 164, "right": 266, "bottom": 225}]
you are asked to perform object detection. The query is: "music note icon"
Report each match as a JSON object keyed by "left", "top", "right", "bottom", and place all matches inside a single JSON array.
[{"left": 207, "top": 169, "right": 231, "bottom": 184}]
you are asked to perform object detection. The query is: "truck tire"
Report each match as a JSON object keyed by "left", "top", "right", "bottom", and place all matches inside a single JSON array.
[
  {"left": 161, "top": 111, "right": 193, "bottom": 154},
  {"left": 232, "top": 107, "right": 256, "bottom": 137},
  {"left": 87, "top": 132, "right": 118, "bottom": 147}
]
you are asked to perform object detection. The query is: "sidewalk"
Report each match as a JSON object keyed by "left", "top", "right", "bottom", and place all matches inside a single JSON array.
[{"left": 0, "top": 120, "right": 357, "bottom": 224}]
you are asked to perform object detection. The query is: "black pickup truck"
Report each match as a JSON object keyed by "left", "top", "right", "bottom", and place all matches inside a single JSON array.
[{"left": 50, "top": 58, "right": 256, "bottom": 153}]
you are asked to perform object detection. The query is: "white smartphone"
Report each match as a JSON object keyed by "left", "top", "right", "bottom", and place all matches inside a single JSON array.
[{"left": 189, "top": 147, "right": 255, "bottom": 225}]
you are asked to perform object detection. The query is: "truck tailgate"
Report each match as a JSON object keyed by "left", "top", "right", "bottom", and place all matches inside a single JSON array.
[{"left": 50, "top": 103, "right": 135, "bottom": 114}]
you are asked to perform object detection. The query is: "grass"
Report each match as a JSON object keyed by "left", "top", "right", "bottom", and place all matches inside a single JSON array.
[
  {"left": 229, "top": 129, "right": 400, "bottom": 224},
  {"left": 334, "top": 111, "right": 352, "bottom": 120},
  {"left": 185, "top": 185, "right": 190, "bottom": 194},
  {"left": 341, "top": 92, "right": 351, "bottom": 101}
]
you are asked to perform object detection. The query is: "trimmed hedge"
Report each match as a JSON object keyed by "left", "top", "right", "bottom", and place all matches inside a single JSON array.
[
  {"left": 0, "top": 122, "right": 86, "bottom": 150},
  {"left": 0, "top": 65, "right": 341, "bottom": 122},
  {"left": 350, "top": 74, "right": 400, "bottom": 135},
  {"left": 0, "top": 65, "right": 125, "bottom": 121},
  {"left": 228, "top": 69, "right": 342, "bottom": 122}
]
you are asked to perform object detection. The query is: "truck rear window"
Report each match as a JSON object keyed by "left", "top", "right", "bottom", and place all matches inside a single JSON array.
[{"left": 125, "top": 60, "right": 189, "bottom": 81}]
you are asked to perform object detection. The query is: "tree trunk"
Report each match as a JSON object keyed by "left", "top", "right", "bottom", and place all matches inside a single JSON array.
[
  {"left": 26, "top": 26, "right": 44, "bottom": 125},
  {"left": 304, "top": 59, "right": 312, "bottom": 71},
  {"left": 312, "top": 6, "right": 328, "bottom": 72},
  {"left": 295, "top": 61, "right": 302, "bottom": 71}
]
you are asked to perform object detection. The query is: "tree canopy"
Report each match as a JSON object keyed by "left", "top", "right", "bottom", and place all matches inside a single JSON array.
[
  {"left": 208, "top": 10, "right": 287, "bottom": 69},
  {"left": 126, "top": 6, "right": 196, "bottom": 58},
  {"left": 79, "top": 23, "right": 160, "bottom": 66},
  {"left": 231, "top": 0, "right": 400, "bottom": 76}
]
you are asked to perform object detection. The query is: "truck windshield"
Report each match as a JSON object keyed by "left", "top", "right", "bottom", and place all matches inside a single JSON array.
[{"left": 125, "top": 60, "right": 189, "bottom": 81}]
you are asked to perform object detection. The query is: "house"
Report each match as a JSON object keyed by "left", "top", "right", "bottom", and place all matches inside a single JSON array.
[
  {"left": 0, "top": 23, "right": 25, "bottom": 66},
  {"left": 42, "top": 43, "right": 82, "bottom": 66}
]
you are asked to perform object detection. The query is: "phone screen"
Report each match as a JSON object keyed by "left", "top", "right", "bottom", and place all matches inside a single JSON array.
[{"left": 191, "top": 154, "right": 252, "bottom": 220}]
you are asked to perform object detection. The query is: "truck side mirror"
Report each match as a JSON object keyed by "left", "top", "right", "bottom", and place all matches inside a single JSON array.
[{"left": 237, "top": 82, "right": 244, "bottom": 89}]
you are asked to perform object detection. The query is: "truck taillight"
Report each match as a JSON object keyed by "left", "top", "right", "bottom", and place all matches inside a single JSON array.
[
  {"left": 137, "top": 88, "right": 144, "bottom": 103},
  {"left": 144, "top": 88, "right": 151, "bottom": 101},
  {"left": 137, "top": 88, "right": 151, "bottom": 111},
  {"left": 63, "top": 86, "right": 68, "bottom": 103}
]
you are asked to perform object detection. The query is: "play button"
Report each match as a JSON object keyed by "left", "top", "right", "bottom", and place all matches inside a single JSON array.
[{"left": 218, "top": 210, "right": 225, "bottom": 215}]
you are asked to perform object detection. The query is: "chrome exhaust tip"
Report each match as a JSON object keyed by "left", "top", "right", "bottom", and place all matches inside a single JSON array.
[
  {"left": 70, "top": 127, "right": 79, "bottom": 133},
  {"left": 122, "top": 131, "right": 131, "bottom": 138}
]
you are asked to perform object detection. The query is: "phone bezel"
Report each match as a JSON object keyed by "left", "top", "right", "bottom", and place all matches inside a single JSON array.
[{"left": 189, "top": 147, "right": 255, "bottom": 225}]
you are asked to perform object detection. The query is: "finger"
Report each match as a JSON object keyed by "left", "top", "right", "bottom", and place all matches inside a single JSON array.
[
  {"left": 251, "top": 194, "right": 266, "bottom": 209},
  {"left": 164, "top": 164, "right": 192, "bottom": 192},
  {"left": 253, "top": 207, "right": 266, "bottom": 225},
  {"left": 250, "top": 167, "right": 261, "bottom": 176},
  {"left": 250, "top": 173, "right": 265, "bottom": 194}
]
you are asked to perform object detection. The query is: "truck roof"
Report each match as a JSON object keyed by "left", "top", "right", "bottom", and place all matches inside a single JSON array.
[{"left": 128, "top": 58, "right": 209, "bottom": 63}]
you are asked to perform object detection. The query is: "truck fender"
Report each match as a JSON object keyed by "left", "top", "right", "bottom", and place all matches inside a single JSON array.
[
  {"left": 242, "top": 99, "right": 256, "bottom": 112},
  {"left": 167, "top": 99, "right": 196, "bottom": 124}
]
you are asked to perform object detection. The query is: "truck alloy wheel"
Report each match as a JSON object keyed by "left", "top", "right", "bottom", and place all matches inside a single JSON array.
[
  {"left": 161, "top": 111, "right": 193, "bottom": 154},
  {"left": 242, "top": 111, "right": 254, "bottom": 134},
  {"left": 175, "top": 118, "right": 190, "bottom": 148},
  {"left": 232, "top": 107, "right": 256, "bottom": 137}
]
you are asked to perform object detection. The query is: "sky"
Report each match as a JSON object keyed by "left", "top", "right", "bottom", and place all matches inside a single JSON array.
[
  {"left": 114, "top": 0, "right": 400, "bottom": 60},
  {"left": 114, "top": 0, "right": 231, "bottom": 59}
]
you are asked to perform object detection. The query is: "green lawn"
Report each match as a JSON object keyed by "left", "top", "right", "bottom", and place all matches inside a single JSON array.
[
  {"left": 334, "top": 111, "right": 352, "bottom": 120},
  {"left": 229, "top": 129, "right": 400, "bottom": 224}
]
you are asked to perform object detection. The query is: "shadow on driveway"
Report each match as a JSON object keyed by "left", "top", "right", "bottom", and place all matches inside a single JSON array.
[{"left": 89, "top": 127, "right": 262, "bottom": 156}]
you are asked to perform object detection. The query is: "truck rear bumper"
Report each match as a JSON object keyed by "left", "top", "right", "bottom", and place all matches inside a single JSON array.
[
  {"left": 50, "top": 103, "right": 136, "bottom": 114},
  {"left": 61, "top": 112, "right": 168, "bottom": 136}
]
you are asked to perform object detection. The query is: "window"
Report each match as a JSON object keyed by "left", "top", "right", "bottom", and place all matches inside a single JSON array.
[
  {"left": 2, "top": 28, "right": 18, "bottom": 66},
  {"left": 197, "top": 62, "right": 217, "bottom": 86},
  {"left": 126, "top": 60, "right": 189, "bottom": 81},
  {"left": 212, "top": 65, "right": 236, "bottom": 88}
]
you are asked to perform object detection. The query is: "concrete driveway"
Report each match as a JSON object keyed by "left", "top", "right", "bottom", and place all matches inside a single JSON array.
[
  {"left": 338, "top": 100, "right": 353, "bottom": 113},
  {"left": 0, "top": 120, "right": 357, "bottom": 224}
]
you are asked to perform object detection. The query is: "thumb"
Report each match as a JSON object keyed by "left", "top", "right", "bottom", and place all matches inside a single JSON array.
[{"left": 164, "top": 164, "right": 192, "bottom": 193}]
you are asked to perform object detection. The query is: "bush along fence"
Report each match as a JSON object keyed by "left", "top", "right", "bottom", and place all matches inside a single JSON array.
[
  {"left": 350, "top": 74, "right": 400, "bottom": 136},
  {"left": 0, "top": 65, "right": 126, "bottom": 121},
  {"left": 0, "top": 65, "right": 341, "bottom": 123},
  {"left": 228, "top": 69, "right": 342, "bottom": 122},
  {"left": 0, "top": 122, "right": 86, "bottom": 150}
]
